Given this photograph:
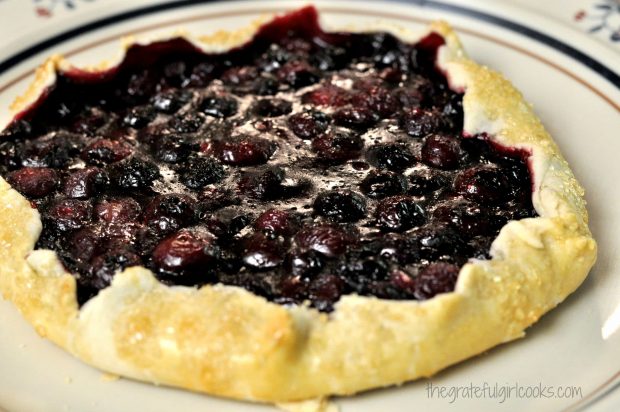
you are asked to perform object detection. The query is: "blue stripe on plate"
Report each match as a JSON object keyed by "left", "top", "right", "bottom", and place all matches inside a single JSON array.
[
  {"left": 0, "top": 0, "right": 618, "bottom": 90},
  {"left": 412, "top": 0, "right": 620, "bottom": 89}
]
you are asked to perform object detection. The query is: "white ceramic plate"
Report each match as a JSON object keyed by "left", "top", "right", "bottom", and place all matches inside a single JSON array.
[{"left": 0, "top": 1, "right": 618, "bottom": 411}]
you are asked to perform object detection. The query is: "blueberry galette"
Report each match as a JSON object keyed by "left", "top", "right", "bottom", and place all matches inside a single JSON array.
[{"left": 0, "top": 6, "right": 596, "bottom": 403}]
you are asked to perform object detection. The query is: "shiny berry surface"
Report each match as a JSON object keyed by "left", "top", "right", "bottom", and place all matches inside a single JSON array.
[{"left": 0, "top": 9, "right": 536, "bottom": 311}]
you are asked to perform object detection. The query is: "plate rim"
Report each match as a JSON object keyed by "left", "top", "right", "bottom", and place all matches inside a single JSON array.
[
  {"left": 0, "top": 0, "right": 618, "bottom": 90},
  {"left": 0, "top": 1, "right": 617, "bottom": 411}
]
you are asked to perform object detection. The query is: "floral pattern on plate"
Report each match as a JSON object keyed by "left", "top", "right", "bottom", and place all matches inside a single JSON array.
[
  {"left": 575, "top": 0, "right": 620, "bottom": 43},
  {"left": 33, "top": 0, "right": 96, "bottom": 18}
]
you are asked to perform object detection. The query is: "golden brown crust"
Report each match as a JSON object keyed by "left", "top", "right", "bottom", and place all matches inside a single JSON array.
[{"left": 0, "top": 15, "right": 596, "bottom": 403}]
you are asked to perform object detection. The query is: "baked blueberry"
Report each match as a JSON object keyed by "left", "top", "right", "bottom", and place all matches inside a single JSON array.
[
  {"left": 366, "top": 144, "right": 415, "bottom": 172},
  {"left": 123, "top": 106, "right": 157, "bottom": 128},
  {"left": 408, "top": 171, "right": 447, "bottom": 196},
  {"left": 412, "top": 262, "right": 460, "bottom": 299},
  {"left": 7, "top": 167, "right": 58, "bottom": 198},
  {"left": 199, "top": 95, "right": 238, "bottom": 118},
  {"left": 86, "top": 250, "right": 142, "bottom": 290},
  {"left": 308, "top": 274, "right": 345, "bottom": 312},
  {"left": 69, "top": 226, "right": 103, "bottom": 262},
  {"left": 63, "top": 167, "right": 109, "bottom": 199},
  {"left": 242, "top": 232, "right": 285, "bottom": 270},
  {"left": 295, "top": 224, "right": 355, "bottom": 257},
  {"left": 312, "top": 130, "right": 364, "bottom": 164},
  {"left": 221, "top": 66, "right": 259, "bottom": 86},
  {"left": 313, "top": 190, "right": 367, "bottom": 223},
  {"left": 432, "top": 200, "right": 499, "bottom": 236},
  {"left": 287, "top": 110, "right": 330, "bottom": 139},
  {"left": 144, "top": 194, "right": 197, "bottom": 228},
  {"left": 151, "top": 134, "right": 196, "bottom": 164},
  {"left": 236, "top": 166, "right": 307, "bottom": 200},
  {"left": 310, "top": 46, "right": 349, "bottom": 71},
  {"left": 45, "top": 199, "right": 93, "bottom": 232},
  {"left": 180, "top": 157, "right": 226, "bottom": 189},
  {"left": 406, "top": 223, "right": 468, "bottom": 262},
  {"left": 360, "top": 170, "right": 408, "bottom": 199},
  {"left": 151, "top": 90, "right": 192, "bottom": 114},
  {"left": 249, "top": 75, "right": 278, "bottom": 96},
  {"left": 251, "top": 98, "right": 293, "bottom": 117},
  {"left": 70, "top": 109, "right": 109, "bottom": 135},
  {"left": 21, "top": 133, "right": 82, "bottom": 168},
  {"left": 168, "top": 112, "right": 205, "bottom": 133},
  {"left": 302, "top": 85, "right": 350, "bottom": 107},
  {"left": 337, "top": 255, "right": 390, "bottom": 294},
  {"left": 162, "top": 61, "right": 190, "bottom": 87},
  {"left": 258, "top": 45, "right": 292, "bottom": 72},
  {"left": 421, "top": 134, "right": 464, "bottom": 170},
  {"left": 110, "top": 158, "right": 160, "bottom": 191},
  {"left": 81, "top": 139, "right": 132, "bottom": 165},
  {"left": 277, "top": 61, "right": 319, "bottom": 88},
  {"left": 401, "top": 108, "right": 444, "bottom": 137},
  {"left": 213, "top": 136, "right": 277, "bottom": 166},
  {"left": 283, "top": 249, "right": 324, "bottom": 279},
  {"left": 152, "top": 229, "right": 217, "bottom": 272},
  {"left": 454, "top": 165, "right": 512, "bottom": 204},
  {"left": 376, "top": 196, "right": 426, "bottom": 232},
  {"left": 0, "top": 139, "right": 24, "bottom": 170},
  {"left": 353, "top": 85, "right": 398, "bottom": 118},
  {"left": 333, "top": 107, "right": 379, "bottom": 131},
  {"left": 95, "top": 197, "right": 142, "bottom": 223},
  {"left": 254, "top": 209, "right": 299, "bottom": 235}
]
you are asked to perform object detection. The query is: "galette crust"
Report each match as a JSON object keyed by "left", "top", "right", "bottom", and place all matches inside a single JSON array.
[{"left": 0, "top": 15, "right": 597, "bottom": 403}]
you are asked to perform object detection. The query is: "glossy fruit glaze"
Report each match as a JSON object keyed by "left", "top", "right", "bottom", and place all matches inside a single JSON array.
[{"left": 0, "top": 6, "right": 536, "bottom": 311}]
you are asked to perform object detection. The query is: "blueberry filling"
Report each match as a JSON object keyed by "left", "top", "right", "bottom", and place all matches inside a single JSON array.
[{"left": 0, "top": 7, "right": 536, "bottom": 311}]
